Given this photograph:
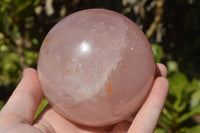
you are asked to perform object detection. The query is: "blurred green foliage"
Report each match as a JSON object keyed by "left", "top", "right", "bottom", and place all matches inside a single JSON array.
[
  {"left": 152, "top": 44, "right": 200, "bottom": 132},
  {"left": 159, "top": 73, "right": 200, "bottom": 132},
  {"left": 1, "top": 0, "right": 200, "bottom": 132}
]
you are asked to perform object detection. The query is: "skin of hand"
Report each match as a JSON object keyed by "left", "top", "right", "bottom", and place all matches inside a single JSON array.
[{"left": 0, "top": 63, "right": 169, "bottom": 133}]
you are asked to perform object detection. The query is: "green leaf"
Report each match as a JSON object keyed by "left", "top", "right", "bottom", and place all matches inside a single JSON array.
[
  {"left": 180, "top": 124, "right": 200, "bottom": 133},
  {"left": 168, "top": 73, "right": 190, "bottom": 113},
  {"left": 0, "top": 52, "right": 20, "bottom": 84},
  {"left": 0, "top": 101, "right": 5, "bottom": 110},
  {"left": 190, "top": 90, "right": 200, "bottom": 109},
  {"left": 33, "top": 0, "right": 41, "bottom": 6},
  {"left": 32, "top": 38, "right": 39, "bottom": 46},
  {"left": 151, "top": 44, "right": 163, "bottom": 63},
  {"left": 168, "top": 72, "right": 188, "bottom": 96},
  {"left": 154, "top": 127, "right": 167, "bottom": 133},
  {"left": 34, "top": 98, "right": 48, "bottom": 119},
  {"left": 0, "top": 52, "right": 19, "bottom": 71},
  {"left": 25, "top": 50, "right": 38, "bottom": 66},
  {"left": 177, "top": 104, "right": 200, "bottom": 124},
  {"left": 166, "top": 60, "right": 179, "bottom": 73}
]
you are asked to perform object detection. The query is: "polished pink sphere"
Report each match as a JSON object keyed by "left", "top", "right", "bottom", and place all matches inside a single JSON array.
[{"left": 37, "top": 9, "right": 155, "bottom": 127}]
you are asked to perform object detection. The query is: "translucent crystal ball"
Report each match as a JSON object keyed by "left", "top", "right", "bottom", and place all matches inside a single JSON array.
[{"left": 37, "top": 9, "right": 155, "bottom": 127}]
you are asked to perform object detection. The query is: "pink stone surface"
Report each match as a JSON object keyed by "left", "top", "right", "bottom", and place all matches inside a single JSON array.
[{"left": 37, "top": 9, "right": 155, "bottom": 127}]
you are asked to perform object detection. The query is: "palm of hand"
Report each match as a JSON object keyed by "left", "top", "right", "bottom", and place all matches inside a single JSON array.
[{"left": 0, "top": 63, "right": 169, "bottom": 133}]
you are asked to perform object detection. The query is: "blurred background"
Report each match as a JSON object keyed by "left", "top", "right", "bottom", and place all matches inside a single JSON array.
[{"left": 0, "top": 0, "right": 200, "bottom": 132}]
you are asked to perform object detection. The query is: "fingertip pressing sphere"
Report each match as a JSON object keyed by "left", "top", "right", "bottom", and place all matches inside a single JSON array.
[{"left": 37, "top": 9, "right": 155, "bottom": 127}]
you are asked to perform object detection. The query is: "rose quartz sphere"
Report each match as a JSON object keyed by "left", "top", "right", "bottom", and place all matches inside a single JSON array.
[{"left": 38, "top": 9, "right": 155, "bottom": 127}]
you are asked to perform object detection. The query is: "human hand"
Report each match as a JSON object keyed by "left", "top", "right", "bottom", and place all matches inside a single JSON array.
[{"left": 0, "top": 63, "right": 169, "bottom": 133}]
